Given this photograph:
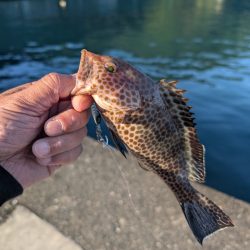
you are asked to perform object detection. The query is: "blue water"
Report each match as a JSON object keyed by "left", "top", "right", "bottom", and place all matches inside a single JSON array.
[{"left": 0, "top": 0, "right": 249, "bottom": 202}]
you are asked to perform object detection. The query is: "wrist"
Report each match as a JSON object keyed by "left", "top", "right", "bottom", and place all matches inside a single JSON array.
[
  {"left": 0, "top": 165, "right": 23, "bottom": 206},
  {"left": 0, "top": 155, "right": 25, "bottom": 188}
]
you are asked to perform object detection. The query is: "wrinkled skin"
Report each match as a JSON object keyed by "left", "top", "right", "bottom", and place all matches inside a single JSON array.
[{"left": 0, "top": 73, "right": 92, "bottom": 188}]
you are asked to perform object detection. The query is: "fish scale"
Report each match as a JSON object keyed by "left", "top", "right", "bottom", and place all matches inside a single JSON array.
[{"left": 72, "top": 49, "right": 234, "bottom": 244}]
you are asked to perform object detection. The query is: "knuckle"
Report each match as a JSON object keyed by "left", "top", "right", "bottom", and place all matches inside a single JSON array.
[
  {"left": 40, "top": 72, "right": 60, "bottom": 100},
  {"left": 49, "top": 138, "right": 63, "bottom": 155},
  {"left": 41, "top": 72, "right": 58, "bottom": 88},
  {"left": 60, "top": 118, "right": 70, "bottom": 132},
  {"left": 72, "top": 112, "right": 86, "bottom": 129},
  {"left": 46, "top": 72, "right": 60, "bottom": 83},
  {"left": 61, "top": 110, "right": 89, "bottom": 133},
  {"left": 60, "top": 113, "right": 76, "bottom": 132},
  {"left": 70, "top": 113, "right": 79, "bottom": 127},
  {"left": 76, "top": 112, "right": 89, "bottom": 129}
]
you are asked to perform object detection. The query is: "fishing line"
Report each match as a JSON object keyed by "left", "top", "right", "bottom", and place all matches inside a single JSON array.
[
  {"left": 106, "top": 146, "right": 168, "bottom": 250},
  {"left": 92, "top": 106, "right": 167, "bottom": 249},
  {"left": 106, "top": 147, "right": 147, "bottom": 250},
  {"left": 106, "top": 147, "right": 140, "bottom": 215}
]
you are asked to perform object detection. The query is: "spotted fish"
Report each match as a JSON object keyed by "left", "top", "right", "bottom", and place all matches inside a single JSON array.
[{"left": 72, "top": 49, "right": 233, "bottom": 244}]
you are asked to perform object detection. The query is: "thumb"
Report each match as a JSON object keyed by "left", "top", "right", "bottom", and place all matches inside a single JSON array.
[
  {"left": 38, "top": 73, "right": 76, "bottom": 99},
  {"left": 20, "top": 73, "right": 76, "bottom": 114}
]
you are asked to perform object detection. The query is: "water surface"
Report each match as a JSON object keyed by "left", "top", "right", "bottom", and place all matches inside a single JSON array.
[{"left": 0, "top": 0, "right": 250, "bottom": 201}]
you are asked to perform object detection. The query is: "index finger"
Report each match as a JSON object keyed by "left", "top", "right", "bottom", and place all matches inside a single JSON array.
[{"left": 45, "top": 108, "right": 90, "bottom": 136}]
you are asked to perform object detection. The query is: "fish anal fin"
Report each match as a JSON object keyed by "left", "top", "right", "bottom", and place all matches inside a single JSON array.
[{"left": 184, "top": 127, "right": 205, "bottom": 183}]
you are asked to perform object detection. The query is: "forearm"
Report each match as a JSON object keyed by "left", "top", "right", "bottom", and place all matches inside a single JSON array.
[{"left": 0, "top": 165, "right": 23, "bottom": 206}]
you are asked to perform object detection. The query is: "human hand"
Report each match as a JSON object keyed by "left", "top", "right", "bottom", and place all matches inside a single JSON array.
[{"left": 0, "top": 73, "right": 93, "bottom": 188}]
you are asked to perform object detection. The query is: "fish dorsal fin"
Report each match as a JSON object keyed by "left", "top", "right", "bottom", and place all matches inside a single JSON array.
[{"left": 159, "top": 79, "right": 205, "bottom": 183}]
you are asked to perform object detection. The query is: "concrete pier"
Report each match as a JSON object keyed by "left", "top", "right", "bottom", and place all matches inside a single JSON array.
[{"left": 0, "top": 138, "right": 249, "bottom": 250}]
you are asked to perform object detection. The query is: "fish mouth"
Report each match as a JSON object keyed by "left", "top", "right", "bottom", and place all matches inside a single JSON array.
[{"left": 71, "top": 49, "right": 93, "bottom": 96}]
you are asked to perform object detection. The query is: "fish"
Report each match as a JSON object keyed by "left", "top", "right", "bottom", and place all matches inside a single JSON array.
[{"left": 71, "top": 49, "right": 234, "bottom": 244}]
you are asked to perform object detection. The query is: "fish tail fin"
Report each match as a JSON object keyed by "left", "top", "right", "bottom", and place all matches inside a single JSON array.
[{"left": 180, "top": 187, "right": 234, "bottom": 244}]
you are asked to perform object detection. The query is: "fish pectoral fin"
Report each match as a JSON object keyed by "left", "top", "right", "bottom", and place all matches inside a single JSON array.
[{"left": 109, "top": 129, "right": 128, "bottom": 158}]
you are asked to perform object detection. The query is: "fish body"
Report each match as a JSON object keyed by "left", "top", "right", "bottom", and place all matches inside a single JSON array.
[{"left": 72, "top": 50, "right": 233, "bottom": 244}]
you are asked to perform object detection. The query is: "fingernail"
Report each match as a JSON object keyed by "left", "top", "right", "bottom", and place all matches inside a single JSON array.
[
  {"left": 34, "top": 141, "right": 50, "bottom": 157},
  {"left": 46, "top": 120, "right": 63, "bottom": 135}
]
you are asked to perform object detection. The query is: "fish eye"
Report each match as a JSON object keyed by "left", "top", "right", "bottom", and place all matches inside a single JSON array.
[{"left": 104, "top": 62, "right": 117, "bottom": 73}]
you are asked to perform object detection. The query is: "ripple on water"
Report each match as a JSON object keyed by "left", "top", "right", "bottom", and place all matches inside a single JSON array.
[{"left": 24, "top": 42, "right": 85, "bottom": 53}]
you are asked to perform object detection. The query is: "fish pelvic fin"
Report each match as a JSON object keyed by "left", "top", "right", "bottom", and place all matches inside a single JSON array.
[{"left": 180, "top": 187, "right": 234, "bottom": 244}]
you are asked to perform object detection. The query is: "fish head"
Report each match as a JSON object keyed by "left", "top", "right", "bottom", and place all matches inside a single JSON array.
[{"left": 72, "top": 49, "right": 151, "bottom": 112}]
